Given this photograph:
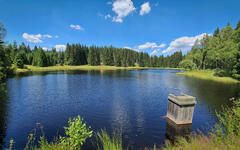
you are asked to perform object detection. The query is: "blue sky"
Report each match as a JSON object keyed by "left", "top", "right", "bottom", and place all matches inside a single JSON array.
[{"left": 0, "top": 0, "right": 239, "bottom": 55}]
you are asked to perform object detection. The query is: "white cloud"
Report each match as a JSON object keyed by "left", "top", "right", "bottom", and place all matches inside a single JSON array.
[
  {"left": 43, "top": 34, "right": 52, "bottom": 38},
  {"left": 70, "top": 24, "right": 85, "bottom": 31},
  {"left": 42, "top": 47, "right": 48, "bottom": 51},
  {"left": 105, "top": 14, "right": 111, "bottom": 19},
  {"left": 55, "top": 45, "right": 66, "bottom": 51},
  {"left": 22, "top": 33, "right": 42, "bottom": 43},
  {"left": 123, "top": 46, "right": 132, "bottom": 49},
  {"left": 150, "top": 49, "right": 160, "bottom": 56},
  {"left": 140, "top": 2, "right": 151, "bottom": 16},
  {"left": 22, "top": 33, "right": 56, "bottom": 43},
  {"left": 55, "top": 35, "right": 59, "bottom": 38},
  {"left": 138, "top": 42, "right": 166, "bottom": 50},
  {"left": 112, "top": 0, "right": 136, "bottom": 23},
  {"left": 162, "top": 33, "right": 211, "bottom": 54}
]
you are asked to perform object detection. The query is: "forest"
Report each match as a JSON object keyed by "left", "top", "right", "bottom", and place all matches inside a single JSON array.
[
  {"left": 1, "top": 21, "right": 240, "bottom": 92},
  {"left": 179, "top": 21, "right": 240, "bottom": 79},
  {"left": 2, "top": 41, "right": 183, "bottom": 69}
]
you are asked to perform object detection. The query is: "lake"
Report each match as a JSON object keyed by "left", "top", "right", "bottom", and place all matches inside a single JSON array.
[{"left": 1, "top": 69, "right": 240, "bottom": 149}]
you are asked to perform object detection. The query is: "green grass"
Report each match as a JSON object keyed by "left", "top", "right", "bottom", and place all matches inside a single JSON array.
[
  {"left": 13, "top": 65, "right": 181, "bottom": 74},
  {"left": 176, "top": 70, "right": 240, "bottom": 84},
  {"left": 96, "top": 130, "right": 123, "bottom": 150}
]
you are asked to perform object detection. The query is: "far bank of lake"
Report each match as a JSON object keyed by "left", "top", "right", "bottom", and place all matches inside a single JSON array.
[{"left": 13, "top": 65, "right": 240, "bottom": 84}]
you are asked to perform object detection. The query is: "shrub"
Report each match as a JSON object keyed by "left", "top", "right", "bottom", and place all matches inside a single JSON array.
[
  {"left": 214, "top": 68, "right": 227, "bottom": 77},
  {"left": 60, "top": 115, "right": 93, "bottom": 150},
  {"left": 178, "top": 59, "right": 196, "bottom": 70}
]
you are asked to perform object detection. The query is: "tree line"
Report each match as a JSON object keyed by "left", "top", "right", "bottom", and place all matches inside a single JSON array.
[
  {"left": 0, "top": 23, "right": 9, "bottom": 94},
  {"left": 179, "top": 21, "right": 240, "bottom": 79},
  {"left": 1, "top": 37, "right": 183, "bottom": 69},
  {"left": 1, "top": 20, "right": 240, "bottom": 89}
]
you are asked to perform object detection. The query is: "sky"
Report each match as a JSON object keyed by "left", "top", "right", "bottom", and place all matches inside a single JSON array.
[{"left": 0, "top": 0, "right": 239, "bottom": 56}]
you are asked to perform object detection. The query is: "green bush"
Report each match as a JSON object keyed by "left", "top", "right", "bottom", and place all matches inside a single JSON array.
[
  {"left": 179, "top": 59, "right": 196, "bottom": 70},
  {"left": 60, "top": 115, "right": 93, "bottom": 150},
  {"left": 214, "top": 68, "right": 227, "bottom": 77}
]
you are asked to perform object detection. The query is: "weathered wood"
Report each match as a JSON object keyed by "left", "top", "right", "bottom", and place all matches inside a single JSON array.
[{"left": 166, "top": 94, "right": 196, "bottom": 124}]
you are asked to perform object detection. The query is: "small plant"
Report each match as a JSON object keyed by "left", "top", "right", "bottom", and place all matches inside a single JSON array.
[
  {"left": 60, "top": 115, "right": 93, "bottom": 150},
  {"left": 96, "top": 129, "right": 122, "bottom": 150},
  {"left": 7, "top": 139, "right": 14, "bottom": 150}
]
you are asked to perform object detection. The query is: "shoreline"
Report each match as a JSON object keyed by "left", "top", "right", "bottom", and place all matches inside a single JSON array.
[
  {"left": 13, "top": 65, "right": 182, "bottom": 73},
  {"left": 176, "top": 70, "right": 240, "bottom": 84},
  {"left": 13, "top": 66, "right": 239, "bottom": 84}
]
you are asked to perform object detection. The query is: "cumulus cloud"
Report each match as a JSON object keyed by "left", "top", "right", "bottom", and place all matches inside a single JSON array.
[
  {"left": 22, "top": 33, "right": 42, "bottom": 43},
  {"left": 112, "top": 0, "right": 136, "bottom": 23},
  {"left": 42, "top": 47, "right": 48, "bottom": 51},
  {"left": 55, "top": 45, "right": 66, "bottom": 51},
  {"left": 22, "top": 33, "right": 57, "bottom": 43},
  {"left": 138, "top": 42, "right": 166, "bottom": 50},
  {"left": 70, "top": 24, "right": 84, "bottom": 31},
  {"left": 140, "top": 2, "right": 151, "bottom": 16},
  {"left": 162, "top": 33, "right": 211, "bottom": 54},
  {"left": 150, "top": 49, "right": 160, "bottom": 56}
]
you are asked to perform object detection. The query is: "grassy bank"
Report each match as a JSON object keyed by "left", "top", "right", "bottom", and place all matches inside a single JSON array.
[
  {"left": 176, "top": 70, "right": 239, "bottom": 84},
  {"left": 14, "top": 66, "right": 240, "bottom": 84},
  {"left": 13, "top": 65, "right": 181, "bottom": 74}
]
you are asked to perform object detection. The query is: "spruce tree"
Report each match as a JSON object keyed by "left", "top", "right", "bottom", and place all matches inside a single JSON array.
[
  {"left": 213, "top": 27, "right": 220, "bottom": 37},
  {"left": 235, "top": 20, "right": 240, "bottom": 30},
  {"left": 14, "top": 52, "right": 24, "bottom": 68}
]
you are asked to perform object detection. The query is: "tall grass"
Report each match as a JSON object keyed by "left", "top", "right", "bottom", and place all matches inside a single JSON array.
[{"left": 96, "top": 129, "right": 123, "bottom": 150}]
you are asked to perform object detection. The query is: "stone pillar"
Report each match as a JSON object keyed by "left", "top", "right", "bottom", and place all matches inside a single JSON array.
[
  {"left": 165, "top": 119, "right": 192, "bottom": 142},
  {"left": 166, "top": 94, "right": 197, "bottom": 125}
]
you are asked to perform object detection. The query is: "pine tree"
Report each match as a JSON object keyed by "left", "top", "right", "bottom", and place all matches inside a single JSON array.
[
  {"left": 213, "top": 27, "right": 220, "bottom": 37},
  {"left": 58, "top": 52, "right": 64, "bottom": 66},
  {"left": 32, "top": 48, "right": 47, "bottom": 67},
  {"left": 0, "top": 22, "right": 9, "bottom": 93},
  {"left": 235, "top": 20, "right": 240, "bottom": 30},
  {"left": 14, "top": 52, "right": 24, "bottom": 68}
]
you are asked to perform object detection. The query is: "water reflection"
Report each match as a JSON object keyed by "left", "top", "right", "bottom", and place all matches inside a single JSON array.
[
  {"left": 165, "top": 118, "right": 192, "bottom": 142},
  {"left": 0, "top": 91, "right": 8, "bottom": 148}
]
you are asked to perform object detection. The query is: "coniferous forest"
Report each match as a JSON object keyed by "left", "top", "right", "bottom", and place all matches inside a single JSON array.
[
  {"left": 0, "top": 21, "right": 240, "bottom": 88},
  {"left": 3, "top": 41, "right": 184, "bottom": 69}
]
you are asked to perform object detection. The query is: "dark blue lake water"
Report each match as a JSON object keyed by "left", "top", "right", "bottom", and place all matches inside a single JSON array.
[{"left": 1, "top": 69, "right": 240, "bottom": 149}]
